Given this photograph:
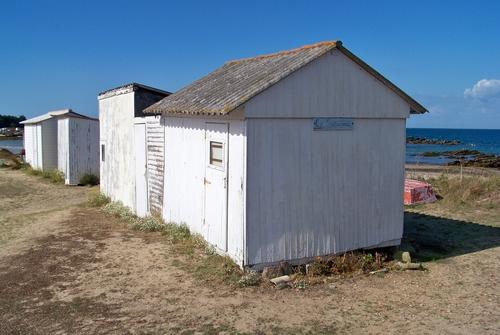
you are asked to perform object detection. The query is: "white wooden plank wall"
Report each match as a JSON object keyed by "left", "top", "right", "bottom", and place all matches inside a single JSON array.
[
  {"left": 245, "top": 118, "right": 405, "bottom": 266},
  {"left": 57, "top": 118, "right": 70, "bottom": 182},
  {"left": 41, "top": 119, "right": 58, "bottom": 170},
  {"left": 99, "top": 93, "right": 136, "bottom": 209},
  {"left": 245, "top": 49, "right": 410, "bottom": 119},
  {"left": 23, "top": 125, "right": 35, "bottom": 168},
  {"left": 145, "top": 116, "right": 164, "bottom": 214},
  {"left": 162, "top": 116, "right": 246, "bottom": 265}
]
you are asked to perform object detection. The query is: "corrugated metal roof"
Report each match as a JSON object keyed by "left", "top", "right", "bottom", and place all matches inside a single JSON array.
[
  {"left": 145, "top": 41, "right": 427, "bottom": 116},
  {"left": 20, "top": 109, "right": 98, "bottom": 124}
]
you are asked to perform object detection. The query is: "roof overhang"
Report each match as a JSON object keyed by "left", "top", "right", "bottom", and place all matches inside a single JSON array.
[{"left": 20, "top": 109, "right": 98, "bottom": 124}]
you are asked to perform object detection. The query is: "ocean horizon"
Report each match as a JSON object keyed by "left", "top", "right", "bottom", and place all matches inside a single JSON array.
[{"left": 406, "top": 128, "right": 500, "bottom": 165}]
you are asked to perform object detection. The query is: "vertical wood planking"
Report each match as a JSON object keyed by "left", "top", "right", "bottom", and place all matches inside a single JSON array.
[
  {"left": 246, "top": 118, "right": 405, "bottom": 266},
  {"left": 145, "top": 116, "right": 164, "bottom": 214}
]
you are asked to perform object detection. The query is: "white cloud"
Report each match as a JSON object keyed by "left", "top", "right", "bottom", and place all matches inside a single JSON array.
[{"left": 464, "top": 79, "right": 500, "bottom": 99}]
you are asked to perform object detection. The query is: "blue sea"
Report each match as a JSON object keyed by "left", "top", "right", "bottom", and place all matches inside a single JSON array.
[
  {"left": 406, "top": 128, "right": 500, "bottom": 165},
  {"left": 0, "top": 138, "right": 23, "bottom": 154}
]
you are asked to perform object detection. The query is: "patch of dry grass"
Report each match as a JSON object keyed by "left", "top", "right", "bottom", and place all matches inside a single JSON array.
[
  {"left": 86, "top": 190, "right": 111, "bottom": 207},
  {"left": 98, "top": 200, "right": 244, "bottom": 286},
  {"left": 23, "top": 165, "right": 65, "bottom": 184},
  {"left": 409, "top": 173, "right": 500, "bottom": 225}
]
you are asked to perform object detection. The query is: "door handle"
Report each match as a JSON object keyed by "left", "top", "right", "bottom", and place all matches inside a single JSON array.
[{"left": 204, "top": 178, "right": 211, "bottom": 185}]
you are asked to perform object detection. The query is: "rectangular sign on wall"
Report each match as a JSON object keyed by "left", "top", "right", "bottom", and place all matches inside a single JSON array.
[{"left": 312, "top": 118, "right": 354, "bottom": 130}]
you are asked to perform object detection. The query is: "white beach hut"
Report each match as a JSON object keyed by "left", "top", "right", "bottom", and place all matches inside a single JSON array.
[
  {"left": 97, "top": 83, "right": 170, "bottom": 215},
  {"left": 142, "top": 41, "right": 427, "bottom": 268},
  {"left": 21, "top": 109, "right": 100, "bottom": 185}
]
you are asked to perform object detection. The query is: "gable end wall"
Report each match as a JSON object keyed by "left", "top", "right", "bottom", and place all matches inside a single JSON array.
[{"left": 244, "top": 49, "right": 411, "bottom": 119}]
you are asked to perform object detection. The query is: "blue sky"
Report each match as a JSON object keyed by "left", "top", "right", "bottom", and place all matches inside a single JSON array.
[{"left": 1, "top": 0, "right": 499, "bottom": 128}]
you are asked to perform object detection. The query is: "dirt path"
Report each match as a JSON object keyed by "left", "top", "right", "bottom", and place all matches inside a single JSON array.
[{"left": 0, "top": 169, "right": 499, "bottom": 334}]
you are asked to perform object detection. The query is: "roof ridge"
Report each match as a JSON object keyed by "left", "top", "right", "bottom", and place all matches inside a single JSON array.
[{"left": 225, "top": 40, "right": 341, "bottom": 65}]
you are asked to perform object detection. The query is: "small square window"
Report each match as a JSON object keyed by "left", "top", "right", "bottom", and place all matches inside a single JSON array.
[
  {"left": 101, "top": 144, "right": 105, "bottom": 162},
  {"left": 209, "top": 141, "right": 223, "bottom": 167}
]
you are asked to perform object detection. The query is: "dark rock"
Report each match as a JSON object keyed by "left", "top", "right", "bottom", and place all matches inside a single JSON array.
[
  {"left": 421, "top": 151, "right": 441, "bottom": 157},
  {"left": 407, "top": 136, "right": 460, "bottom": 145},
  {"left": 447, "top": 154, "right": 500, "bottom": 169}
]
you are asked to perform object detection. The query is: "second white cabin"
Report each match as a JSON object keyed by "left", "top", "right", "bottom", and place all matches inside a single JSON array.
[{"left": 21, "top": 109, "right": 99, "bottom": 185}]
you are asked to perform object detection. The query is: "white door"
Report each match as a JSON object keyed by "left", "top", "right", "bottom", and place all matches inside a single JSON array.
[
  {"left": 204, "top": 123, "right": 229, "bottom": 251},
  {"left": 134, "top": 123, "right": 148, "bottom": 217}
]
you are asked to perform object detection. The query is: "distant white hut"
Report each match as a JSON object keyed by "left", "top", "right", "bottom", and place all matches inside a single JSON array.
[
  {"left": 142, "top": 41, "right": 427, "bottom": 268},
  {"left": 21, "top": 109, "right": 99, "bottom": 185}
]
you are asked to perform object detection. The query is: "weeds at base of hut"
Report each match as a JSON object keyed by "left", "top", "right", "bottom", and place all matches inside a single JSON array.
[
  {"left": 22, "top": 165, "right": 65, "bottom": 184},
  {"left": 86, "top": 190, "right": 111, "bottom": 207},
  {"left": 96, "top": 200, "right": 395, "bottom": 289},
  {"left": 304, "top": 252, "right": 386, "bottom": 277},
  {"left": 99, "top": 200, "right": 244, "bottom": 286}
]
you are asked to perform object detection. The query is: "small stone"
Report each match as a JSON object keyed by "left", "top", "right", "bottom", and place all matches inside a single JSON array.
[
  {"left": 402, "top": 251, "right": 412, "bottom": 264},
  {"left": 270, "top": 275, "right": 292, "bottom": 285}
]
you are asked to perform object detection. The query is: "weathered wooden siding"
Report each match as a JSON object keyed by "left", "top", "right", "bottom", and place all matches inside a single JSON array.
[
  {"left": 145, "top": 115, "right": 164, "bottom": 214},
  {"left": 99, "top": 84, "right": 168, "bottom": 214},
  {"left": 58, "top": 117, "right": 99, "bottom": 185},
  {"left": 244, "top": 49, "right": 411, "bottom": 119},
  {"left": 245, "top": 118, "right": 406, "bottom": 266},
  {"left": 23, "top": 125, "right": 36, "bottom": 168},
  {"left": 57, "top": 118, "right": 69, "bottom": 180},
  {"left": 41, "top": 118, "right": 58, "bottom": 170},
  {"left": 162, "top": 116, "right": 246, "bottom": 265},
  {"left": 99, "top": 92, "right": 137, "bottom": 210}
]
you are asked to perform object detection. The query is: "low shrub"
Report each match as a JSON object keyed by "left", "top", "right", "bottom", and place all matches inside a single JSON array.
[
  {"left": 42, "top": 169, "right": 65, "bottom": 183},
  {"left": 24, "top": 166, "right": 42, "bottom": 176},
  {"left": 307, "top": 251, "right": 386, "bottom": 277},
  {"left": 23, "top": 165, "right": 64, "bottom": 183},
  {"left": 102, "top": 201, "right": 136, "bottom": 223},
  {"left": 87, "top": 190, "right": 111, "bottom": 207},
  {"left": 79, "top": 173, "right": 99, "bottom": 186},
  {"left": 132, "top": 216, "right": 166, "bottom": 232}
]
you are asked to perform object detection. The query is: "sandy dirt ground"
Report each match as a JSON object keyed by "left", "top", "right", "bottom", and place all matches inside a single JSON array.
[{"left": 0, "top": 168, "right": 499, "bottom": 334}]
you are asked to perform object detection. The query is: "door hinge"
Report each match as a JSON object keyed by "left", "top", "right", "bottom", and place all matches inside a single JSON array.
[{"left": 224, "top": 177, "right": 227, "bottom": 189}]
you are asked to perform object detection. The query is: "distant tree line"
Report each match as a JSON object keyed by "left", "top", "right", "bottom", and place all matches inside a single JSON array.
[{"left": 0, "top": 114, "right": 26, "bottom": 128}]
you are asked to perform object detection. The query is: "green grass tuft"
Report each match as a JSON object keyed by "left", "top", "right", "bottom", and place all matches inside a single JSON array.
[
  {"left": 86, "top": 190, "right": 111, "bottom": 207},
  {"left": 23, "top": 165, "right": 64, "bottom": 183}
]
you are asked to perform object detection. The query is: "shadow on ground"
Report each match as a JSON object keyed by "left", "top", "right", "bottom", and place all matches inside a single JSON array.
[{"left": 403, "top": 212, "right": 500, "bottom": 261}]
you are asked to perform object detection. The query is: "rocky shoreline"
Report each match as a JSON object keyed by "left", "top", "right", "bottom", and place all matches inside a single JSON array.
[
  {"left": 419, "top": 149, "right": 500, "bottom": 169},
  {"left": 407, "top": 136, "right": 460, "bottom": 145}
]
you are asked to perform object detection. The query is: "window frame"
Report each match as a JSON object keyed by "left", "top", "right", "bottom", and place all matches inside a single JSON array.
[{"left": 208, "top": 140, "right": 225, "bottom": 170}]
